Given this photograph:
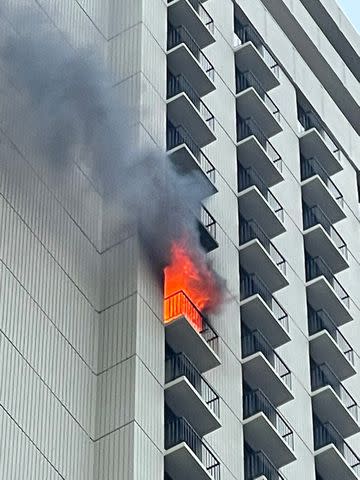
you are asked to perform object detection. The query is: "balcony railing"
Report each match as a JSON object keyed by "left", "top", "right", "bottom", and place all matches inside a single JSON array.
[
  {"left": 201, "top": 205, "right": 217, "bottom": 240},
  {"left": 236, "top": 70, "right": 280, "bottom": 122},
  {"left": 245, "top": 450, "right": 287, "bottom": 480},
  {"left": 240, "top": 270, "right": 289, "bottom": 332},
  {"left": 303, "top": 203, "right": 348, "bottom": 259},
  {"left": 168, "top": 24, "right": 215, "bottom": 81},
  {"left": 305, "top": 255, "right": 350, "bottom": 308},
  {"left": 238, "top": 164, "right": 284, "bottom": 223},
  {"left": 168, "top": 0, "right": 215, "bottom": 34},
  {"left": 165, "top": 416, "right": 221, "bottom": 479},
  {"left": 234, "top": 19, "right": 279, "bottom": 77},
  {"left": 242, "top": 327, "right": 292, "bottom": 389},
  {"left": 168, "top": 72, "right": 215, "bottom": 131},
  {"left": 308, "top": 306, "right": 354, "bottom": 365},
  {"left": 314, "top": 420, "right": 360, "bottom": 475},
  {"left": 300, "top": 155, "right": 344, "bottom": 208},
  {"left": 311, "top": 362, "right": 359, "bottom": 421},
  {"left": 240, "top": 215, "right": 286, "bottom": 274},
  {"left": 167, "top": 121, "right": 216, "bottom": 185},
  {"left": 166, "top": 352, "right": 220, "bottom": 417},
  {"left": 243, "top": 389, "right": 294, "bottom": 449}
]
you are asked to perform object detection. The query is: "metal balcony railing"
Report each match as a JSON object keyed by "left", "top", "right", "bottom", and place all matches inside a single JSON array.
[
  {"left": 240, "top": 269, "right": 289, "bottom": 332},
  {"left": 167, "top": 121, "right": 216, "bottom": 185},
  {"left": 243, "top": 389, "right": 294, "bottom": 449},
  {"left": 201, "top": 205, "right": 217, "bottom": 240},
  {"left": 165, "top": 352, "right": 220, "bottom": 417},
  {"left": 239, "top": 215, "right": 287, "bottom": 275},
  {"left": 314, "top": 420, "right": 360, "bottom": 475},
  {"left": 245, "top": 449, "right": 288, "bottom": 480},
  {"left": 311, "top": 362, "right": 359, "bottom": 420},
  {"left": 305, "top": 254, "right": 350, "bottom": 308},
  {"left": 236, "top": 69, "right": 281, "bottom": 122},
  {"left": 168, "top": 0, "right": 215, "bottom": 34},
  {"left": 308, "top": 305, "right": 354, "bottom": 365},
  {"left": 303, "top": 203, "right": 348, "bottom": 259},
  {"left": 300, "top": 155, "right": 344, "bottom": 209},
  {"left": 165, "top": 416, "right": 221, "bottom": 480},
  {"left": 234, "top": 19, "right": 279, "bottom": 77},
  {"left": 242, "top": 326, "right": 292, "bottom": 389},
  {"left": 238, "top": 163, "right": 284, "bottom": 223},
  {"left": 168, "top": 24, "right": 215, "bottom": 81}
]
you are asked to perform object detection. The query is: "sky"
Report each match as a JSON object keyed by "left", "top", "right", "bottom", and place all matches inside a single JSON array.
[{"left": 336, "top": 0, "right": 360, "bottom": 33}]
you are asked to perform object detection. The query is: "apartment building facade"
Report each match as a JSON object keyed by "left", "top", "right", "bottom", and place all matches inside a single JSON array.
[{"left": 0, "top": 0, "right": 359, "bottom": 479}]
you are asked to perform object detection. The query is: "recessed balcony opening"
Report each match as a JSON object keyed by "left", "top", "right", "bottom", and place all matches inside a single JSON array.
[{"left": 244, "top": 446, "right": 288, "bottom": 480}]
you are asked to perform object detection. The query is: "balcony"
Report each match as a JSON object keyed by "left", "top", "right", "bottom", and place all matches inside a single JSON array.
[
  {"left": 165, "top": 417, "right": 221, "bottom": 480},
  {"left": 303, "top": 203, "right": 348, "bottom": 274},
  {"left": 168, "top": 0, "right": 215, "bottom": 49},
  {"left": 167, "top": 24, "right": 215, "bottom": 97},
  {"left": 239, "top": 216, "right": 288, "bottom": 292},
  {"left": 236, "top": 117, "right": 283, "bottom": 187},
  {"left": 165, "top": 353, "right": 221, "bottom": 436},
  {"left": 238, "top": 164, "right": 286, "bottom": 239},
  {"left": 298, "top": 106, "right": 342, "bottom": 176},
  {"left": 198, "top": 206, "right": 218, "bottom": 252},
  {"left": 235, "top": 70, "right": 282, "bottom": 138},
  {"left": 301, "top": 155, "right": 345, "bottom": 223},
  {"left": 242, "top": 328, "right": 293, "bottom": 407},
  {"left": 305, "top": 255, "right": 352, "bottom": 326},
  {"left": 234, "top": 20, "right": 280, "bottom": 92},
  {"left": 314, "top": 420, "right": 360, "bottom": 480},
  {"left": 308, "top": 306, "right": 355, "bottom": 381},
  {"left": 243, "top": 389, "right": 296, "bottom": 468},
  {"left": 311, "top": 362, "right": 360, "bottom": 438},
  {"left": 167, "top": 73, "right": 216, "bottom": 148},
  {"left": 240, "top": 270, "right": 290, "bottom": 348},
  {"left": 167, "top": 122, "right": 217, "bottom": 197},
  {"left": 245, "top": 449, "right": 288, "bottom": 480},
  {"left": 164, "top": 291, "right": 221, "bottom": 372}
]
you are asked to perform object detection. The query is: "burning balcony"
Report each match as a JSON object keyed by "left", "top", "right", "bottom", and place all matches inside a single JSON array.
[
  {"left": 165, "top": 352, "right": 221, "bottom": 436},
  {"left": 235, "top": 70, "right": 282, "bottom": 139},
  {"left": 242, "top": 327, "right": 293, "bottom": 407},
  {"left": 198, "top": 206, "right": 218, "bottom": 252},
  {"left": 240, "top": 270, "right": 290, "bottom": 348},
  {"left": 236, "top": 117, "right": 283, "bottom": 188},
  {"left": 303, "top": 203, "right": 348, "bottom": 274},
  {"left": 301, "top": 155, "right": 345, "bottom": 224},
  {"left": 167, "top": 72, "right": 216, "bottom": 148},
  {"left": 167, "top": 0, "right": 215, "bottom": 49},
  {"left": 305, "top": 254, "right": 352, "bottom": 326},
  {"left": 243, "top": 389, "right": 296, "bottom": 468},
  {"left": 311, "top": 362, "right": 360, "bottom": 438},
  {"left": 238, "top": 163, "right": 286, "bottom": 239},
  {"left": 239, "top": 215, "right": 288, "bottom": 293},
  {"left": 308, "top": 306, "right": 355, "bottom": 381},
  {"left": 165, "top": 416, "right": 220, "bottom": 480},
  {"left": 167, "top": 23, "right": 215, "bottom": 97},
  {"left": 233, "top": 19, "right": 280, "bottom": 92},
  {"left": 314, "top": 420, "right": 360, "bottom": 480},
  {"left": 244, "top": 448, "right": 288, "bottom": 480}
]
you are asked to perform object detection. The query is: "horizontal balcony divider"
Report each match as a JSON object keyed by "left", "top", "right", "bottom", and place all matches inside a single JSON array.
[
  {"left": 245, "top": 449, "right": 288, "bottom": 480},
  {"left": 308, "top": 305, "right": 354, "bottom": 365},
  {"left": 239, "top": 215, "right": 286, "bottom": 274},
  {"left": 165, "top": 416, "right": 221, "bottom": 479},
  {"left": 168, "top": 23, "right": 215, "bottom": 80},
  {"left": 165, "top": 352, "right": 220, "bottom": 417},
  {"left": 243, "top": 389, "right": 294, "bottom": 449}
]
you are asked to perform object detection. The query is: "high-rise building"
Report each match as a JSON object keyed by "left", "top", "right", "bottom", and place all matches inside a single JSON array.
[{"left": 0, "top": 0, "right": 359, "bottom": 479}]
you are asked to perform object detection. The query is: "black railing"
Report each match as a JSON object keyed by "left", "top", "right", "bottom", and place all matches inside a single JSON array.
[
  {"left": 240, "top": 269, "right": 289, "bottom": 332},
  {"left": 314, "top": 420, "right": 360, "bottom": 475},
  {"left": 245, "top": 450, "right": 287, "bottom": 480},
  {"left": 167, "top": 72, "right": 215, "bottom": 131},
  {"left": 243, "top": 389, "right": 294, "bottom": 449},
  {"left": 238, "top": 163, "right": 284, "bottom": 223},
  {"left": 167, "top": 121, "right": 216, "bottom": 185},
  {"left": 308, "top": 305, "right": 354, "bottom": 365},
  {"left": 303, "top": 203, "right": 348, "bottom": 259},
  {"left": 168, "top": 24, "right": 215, "bottom": 81},
  {"left": 300, "top": 155, "right": 344, "bottom": 208},
  {"left": 165, "top": 417, "right": 221, "bottom": 480},
  {"left": 242, "top": 327, "right": 292, "bottom": 389},
  {"left": 305, "top": 255, "right": 350, "bottom": 308},
  {"left": 239, "top": 215, "right": 286, "bottom": 274},
  {"left": 165, "top": 352, "right": 220, "bottom": 417},
  {"left": 201, "top": 205, "right": 217, "bottom": 240}
]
